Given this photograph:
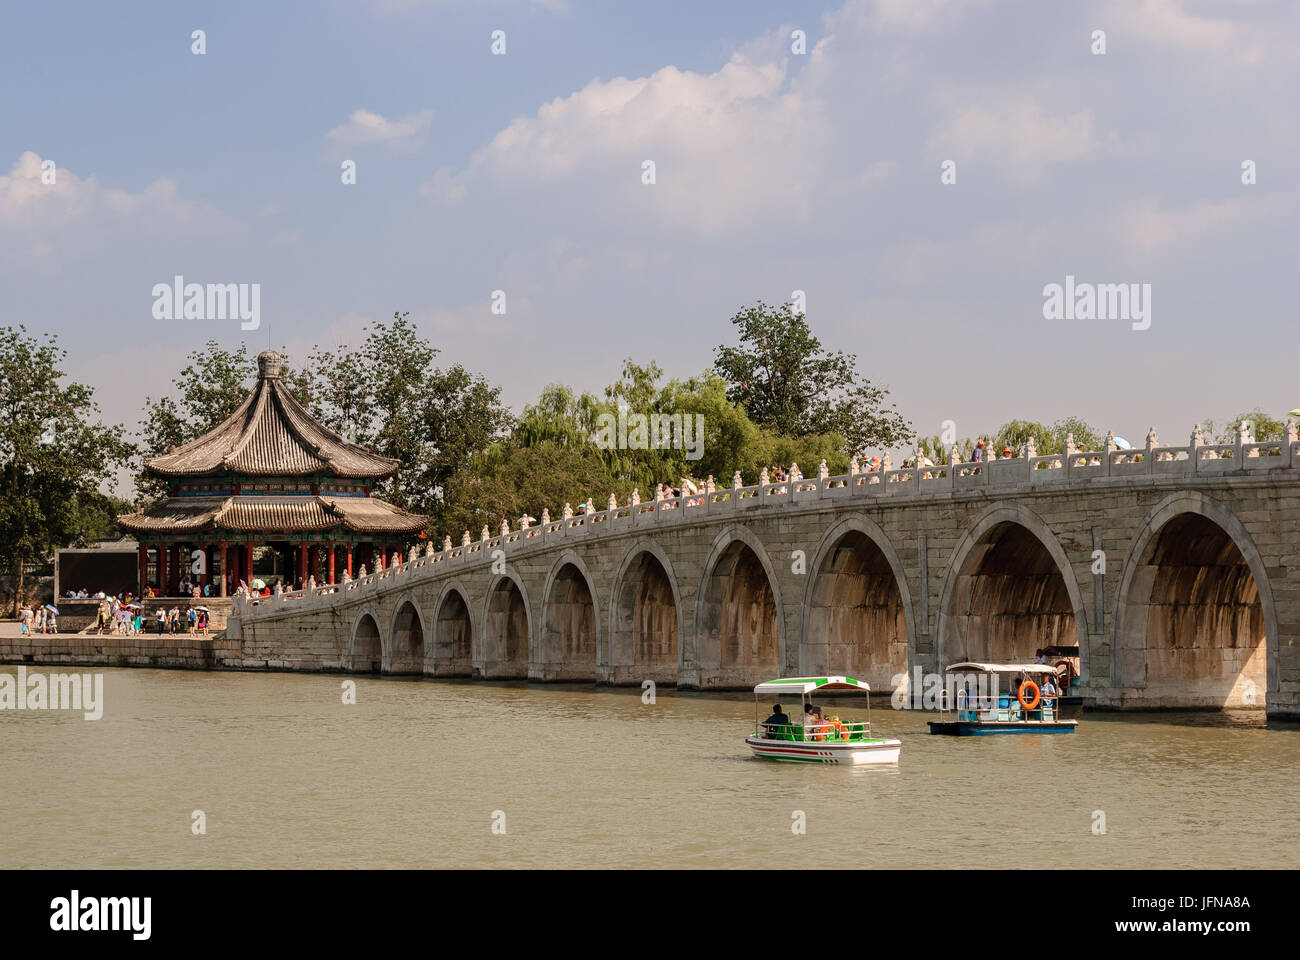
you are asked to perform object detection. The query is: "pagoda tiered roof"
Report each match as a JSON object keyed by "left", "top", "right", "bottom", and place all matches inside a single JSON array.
[
  {"left": 117, "top": 351, "right": 427, "bottom": 539},
  {"left": 143, "top": 350, "right": 398, "bottom": 479}
]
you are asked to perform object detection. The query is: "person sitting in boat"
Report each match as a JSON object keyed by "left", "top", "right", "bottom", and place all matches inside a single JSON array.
[
  {"left": 806, "top": 706, "right": 835, "bottom": 741},
  {"left": 763, "top": 703, "right": 790, "bottom": 737},
  {"left": 1041, "top": 674, "right": 1059, "bottom": 701}
]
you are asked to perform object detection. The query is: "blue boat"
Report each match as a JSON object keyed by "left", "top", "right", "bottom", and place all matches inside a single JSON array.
[{"left": 927, "top": 662, "right": 1079, "bottom": 736}]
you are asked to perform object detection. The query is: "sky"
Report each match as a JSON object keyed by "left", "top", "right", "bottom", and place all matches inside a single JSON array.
[{"left": 3, "top": 0, "right": 1297, "bottom": 497}]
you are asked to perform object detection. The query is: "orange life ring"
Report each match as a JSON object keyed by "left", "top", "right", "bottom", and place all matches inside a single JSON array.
[{"left": 1018, "top": 681, "right": 1041, "bottom": 711}]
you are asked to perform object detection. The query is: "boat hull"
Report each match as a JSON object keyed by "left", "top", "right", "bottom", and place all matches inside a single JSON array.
[
  {"left": 745, "top": 735, "right": 901, "bottom": 764},
  {"left": 928, "top": 720, "right": 1077, "bottom": 736}
]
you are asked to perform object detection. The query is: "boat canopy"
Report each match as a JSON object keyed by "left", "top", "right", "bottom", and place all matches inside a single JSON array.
[
  {"left": 753, "top": 676, "right": 869, "bottom": 695},
  {"left": 944, "top": 661, "right": 1063, "bottom": 675}
]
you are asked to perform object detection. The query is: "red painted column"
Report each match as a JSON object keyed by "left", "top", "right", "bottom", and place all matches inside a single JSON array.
[
  {"left": 308, "top": 545, "right": 318, "bottom": 582},
  {"left": 158, "top": 543, "right": 168, "bottom": 597},
  {"left": 298, "top": 541, "right": 308, "bottom": 586},
  {"left": 219, "top": 543, "right": 228, "bottom": 597},
  {"left": 328, "top": 544, "right": 336, "bottom": 584},
  {"left": 137, "top": 543, "right": 146, "bottom": 596},
  {"left": 345, "top": 544, "right": 353, "bottom": 577},
  {"left": 245, "top": 544, "right": 254, "bottom": 588}
]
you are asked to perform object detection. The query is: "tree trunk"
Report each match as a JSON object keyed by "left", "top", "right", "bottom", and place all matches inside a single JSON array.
[{"left": 13, "top": 557, "right": 24, "bottom": 618}]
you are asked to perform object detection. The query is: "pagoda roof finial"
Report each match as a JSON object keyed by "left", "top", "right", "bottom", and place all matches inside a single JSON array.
[{"left": 257, "top": 350, "right": 283, "bottom": 379}]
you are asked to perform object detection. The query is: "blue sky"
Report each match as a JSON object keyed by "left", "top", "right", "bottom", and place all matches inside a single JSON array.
[{"left": 3, "top": 0, "right": 1297, "bottom": 494}]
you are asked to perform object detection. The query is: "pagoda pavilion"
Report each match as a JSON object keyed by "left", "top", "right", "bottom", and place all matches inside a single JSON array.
[{"left": 117, "top": 350, "right": 427, "bottom": 597}]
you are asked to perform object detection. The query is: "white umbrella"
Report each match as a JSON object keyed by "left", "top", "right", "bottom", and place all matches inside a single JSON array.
[
  {"left": 1289, "top": 408, "right": 1300, "bottom": 418},
  {"left": 251, "top": 579, "right": 266, "bottom": 590},
  {"left": 1112, "top": 436, "right": 1132, "bottom": 450},
  {"left": 45, "top": 604, "right": 59, "bottom": 615}
]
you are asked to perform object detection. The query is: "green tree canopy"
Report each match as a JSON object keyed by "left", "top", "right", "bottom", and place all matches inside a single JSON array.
[
  {"left": 712, "top": 300, "right": 911, "bottom": 457},
  {"left": 0, "top": 326, "right": 133, "bottom": 613},
  {"left": 1204, "top": 408, "right": 1288, "bottom": 443}
]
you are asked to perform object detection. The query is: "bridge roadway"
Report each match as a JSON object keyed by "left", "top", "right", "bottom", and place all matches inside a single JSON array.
[{"left": 229, "top": 428, "right": 1300, "bottom": 717}]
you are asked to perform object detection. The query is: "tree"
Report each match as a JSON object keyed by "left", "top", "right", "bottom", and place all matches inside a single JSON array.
[
  {"left": 437, "top": 441, "right": 630, "bottom": 538},
  {"left": 988, "top": 417, "right": 1102, "bottom": 457},
  {"left": 286, "top": 313, "right": 514, "bottom": 526},
  {"left": 712, "top": 301, "right": 911, "bottom": 456},
  {"left": 1205, "top": 408, "right": 1288, "bottom": 443},
  {"left": 0, "top": 326, "right": 133, "bottom": 614}
]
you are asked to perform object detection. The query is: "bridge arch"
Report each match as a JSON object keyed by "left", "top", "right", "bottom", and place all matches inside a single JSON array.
[
  {"left": 607, "top": 537, "right": 683, "bottom": 685},
  {"left": 539, "top": 550, "right": 600, "bottom": 681},
  {"left": 348, "top": 609, "right": 383, "bottom": 674},
  {"left": 1112, "top": 493, "right": 1276, "bottom": 709},
  {"left": 431, "top": 579, "right": 475, "bottom": 677},
  {"left": 388, "top": 595, "right": 426, "bottom": 675},
  {"left": 480, "top": 570, "right": 532, "bottom": 679},
  {"left": 695, "top": 524, "right": 785, "bottom": 688},
  {"left": 800, "top": 514, "right": 914, "bottom": 688},
  {"left": 936, "top": 502, "right": 1090, "bottom": 670}
]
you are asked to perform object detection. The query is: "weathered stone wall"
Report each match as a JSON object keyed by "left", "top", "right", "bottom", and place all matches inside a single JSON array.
[{"left": 0, "top": 631, "right": 240, "bottom": 669}]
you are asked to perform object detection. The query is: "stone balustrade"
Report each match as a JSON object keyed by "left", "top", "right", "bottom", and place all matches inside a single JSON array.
[{"left": 234, "top": 427, "right": 1300, "bottom": 622}]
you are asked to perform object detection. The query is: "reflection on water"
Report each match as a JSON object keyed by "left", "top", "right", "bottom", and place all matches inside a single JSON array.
[{"left": 1, "top": 668, "right": 1297, "bottom": 868}]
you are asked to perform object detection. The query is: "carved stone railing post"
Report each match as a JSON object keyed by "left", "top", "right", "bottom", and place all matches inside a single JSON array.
[
  {"left": 1190, "top": 423, "right": 1205, "bottom": 472},
  {"left": 1145, "top": 427, "right": 1158, "bottom": 472},
  {"left": 1287, "top": 419, "right": 1298, "bottom": 469},
  {"left": 1240, "top": 419, "right": 1257, "bottom": 458},
  {"left": 1063, "top": 432, "right": 1075, "bottom": 479},
  {"left": 1024, "top": 436, "right": 1037, "bottom": 480},
  {"left": 1105, "top": 430, "right": 1116, "bottom": 476}
]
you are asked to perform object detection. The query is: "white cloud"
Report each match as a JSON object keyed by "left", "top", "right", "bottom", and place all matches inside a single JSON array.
[
  {"left": 0, "top": 151, "right": 232, "bottom": 249},
  {"left": 1108, "top": 0, "right": 1266, "bottom": 66},
  {"left": 423, "top": 56, "right": 833, "bottom": 237},
  {"left": 327, "top": 108, "right": 433, "bottom": 147},
  {"left": 927, "top": 100, "right": 1096, "bottom": 182}
]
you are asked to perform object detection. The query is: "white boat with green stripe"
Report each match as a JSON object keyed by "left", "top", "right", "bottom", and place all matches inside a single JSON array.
[{"left": 746, "top": 676, "right": 902, "bottom": 765}]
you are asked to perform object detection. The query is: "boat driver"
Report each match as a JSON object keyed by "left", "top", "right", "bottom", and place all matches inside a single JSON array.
[{"left": 763, "top": 702, "right": 790, "bottom": 736}]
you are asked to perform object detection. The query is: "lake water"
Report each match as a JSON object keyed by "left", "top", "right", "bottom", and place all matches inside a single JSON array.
[{"left": 3, "top": 667, "right": 1297, "bottom": 869}]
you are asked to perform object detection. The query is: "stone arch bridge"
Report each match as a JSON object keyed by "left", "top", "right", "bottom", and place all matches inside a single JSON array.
[{"left": 229, "top": 430, "right": 1300, "bottom": 718}]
